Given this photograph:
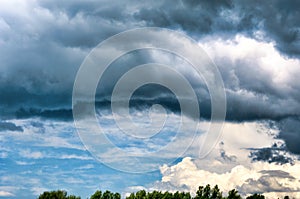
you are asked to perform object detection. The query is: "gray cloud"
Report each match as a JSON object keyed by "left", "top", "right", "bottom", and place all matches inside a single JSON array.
[
  {"left": 0, "top": 0, "right": 299, "bottom": 157},
  {"left": 238, "top": 170, "right": 297, "bottom": 194},
  {"left": 218, "top": 142, "right": 237, "bottom": 163},
  {"left": 1, "top": 1, "right": 300, "bottom": 198},
  {"left": 1, "top": 0, "right": 299, "bottom": 118},
  {"left": 277, "top": 117, "right": 300, "bottom": 155},
  {"left": 248, "top": 143, "right": 295, "bottom": 165},
  {"left": 15, "top": 108, "right": 73, "bottom": 121},
  {"left": 0, "top": 121, "right": 23, "bottom": 132},
  {"left": 134, "top": 0, "right": 300, "bottom": 57}
]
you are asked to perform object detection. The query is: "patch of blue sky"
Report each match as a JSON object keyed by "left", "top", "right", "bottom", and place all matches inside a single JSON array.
[
  {"left": 0, "top": 118, "right": 164, "bottom": 198},
  {"left": 1, "top": 155, "right": 161, "bottom": 198},
  {"left": 97, "top": 111, "right": 181, "bottom": 153}
]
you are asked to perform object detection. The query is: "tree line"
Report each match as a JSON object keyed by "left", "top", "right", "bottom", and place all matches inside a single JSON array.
[{"left": 38, "top": 184, "right": 291, "bottom": 199}]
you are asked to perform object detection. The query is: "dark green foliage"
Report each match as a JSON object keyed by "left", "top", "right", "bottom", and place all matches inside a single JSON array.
[
  {"left": 90, "top": 190, "right": 102, "bottom": 199},
  {"left": 136, "top": 190, "right": 147, "bottom": 199},
  {"left": 90, "top": 190, "right": 120, "bottom": 199},
  {"left": 195, "top": 184, "right": 223, "bottom": 199},
  {"left": 246, "top": 193, "right": 265, "bottom": 199},
  {"left": 38, "top": 190, "right": 80, "bottom": 199},
  {"left": 38, "top": 185, "right": 291, "bottom": 199},
  {"left": 227, "top": 189, "right": 241, "bottom": 199},
  {"left": 125, "top": 190, "right": 191, "bottom": 199},
  {"left": 127, "top": 193, "right": 136, "bottom": 199},
  {"left": 68, "top": 196, "right": 81, "bottom": 199},
  {"left": 211, "top": 185, "right": 222, "bottom": 199}
]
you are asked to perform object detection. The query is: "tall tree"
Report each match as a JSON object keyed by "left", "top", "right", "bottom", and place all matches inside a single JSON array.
[{"left": 195, "top": 184, "right": 224, "bottom": 199}]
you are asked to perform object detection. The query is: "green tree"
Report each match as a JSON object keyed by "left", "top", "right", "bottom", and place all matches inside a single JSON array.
[
  {"left": 173, "top": 191, "right": 180, "bottom": 199},
  {"left": 195, "top": 185, "right": 205, "bottom": 199},
  {"left": 68, "top": 196, "right": 81, "bottom": 199},
  {"left": 126, "top": 193, "right": 136, "bottom": 199},
  {"left": 227, "top": 189, "right": 241, "bottom": 199},
  {"left": 162, "top": 191, "right": 173, "bottom": 199},
  {"left": 211, "top": 185, "right": 223, "bottom": 199},
  {"left": 180, "top": 192, "right": 191, "bottom": 199},
  {"left": 90, "top": 190, "right": 120, "bottom": 199},
  {"left": 246, "top": 193, "right": 265, "bottom": 199},
  {"left": 114, "top": 192, "right": 121, "bottom": 199},
  {"left": 203, "top": 184, "right": 211, "bottom": 198},
  {"left": 90, "top": 190, "right": 102, "bottom": 199},
  {"left": 38, "top": 190, "right": 80, "bottom": 199},
  {"left": 195, "top": 184, "right": 223, "bottom": 199},
  {"left": 103, "top": 190, "right": 118, "bottom": 199},
  {"left": 135, "top": 190, "right": 146, "bottom": 199}
]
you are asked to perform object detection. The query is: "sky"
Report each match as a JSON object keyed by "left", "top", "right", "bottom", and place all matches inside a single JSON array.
[{"left": 0, "top": 0, "right": 300, "bottom": 198}]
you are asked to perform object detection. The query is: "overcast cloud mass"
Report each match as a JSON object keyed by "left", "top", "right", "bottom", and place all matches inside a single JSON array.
[{"left": 0, "top": 0, "right": 300, "bottom": 198}]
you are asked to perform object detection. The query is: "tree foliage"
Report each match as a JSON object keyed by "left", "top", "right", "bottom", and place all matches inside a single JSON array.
[
  {"left": 90, "top": 190, "right": 121, "bottom": 199},
  {"left": 38, "top": 185, "right": 291, "bottom": 199},
  {"left": 126, "top": 190, "right": 191, "bottom": 199},
  {"left": 246, "top": 193, "right": 265, "bottom": 199},
  {"left": 38, "top": 190, "right": 80, "bottom": 199},
  {"left": 227, "top": 189, "right": 242, "bottom": 199},
  {"left": 195, "top": 184, "right": 223, "bottom": 199}
]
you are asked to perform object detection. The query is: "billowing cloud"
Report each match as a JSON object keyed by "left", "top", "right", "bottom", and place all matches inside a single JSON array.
[
  {"left": 0, "top": 0, "right": 299, "bottom": 122},
  {"left": 150, "top": 121, "right": 300, "bottom": 198},
  {"left": 154, "top": 157, "right": 300, "bottom": 198},
  {"left": 1, "top": 0, "right": 299, "bottom": 198},
  {"left": 202, "top": 35, "right": 300, "bottom": 121},
  {"left": 134, "top": 0, "right": 300, "bottom": 57}
]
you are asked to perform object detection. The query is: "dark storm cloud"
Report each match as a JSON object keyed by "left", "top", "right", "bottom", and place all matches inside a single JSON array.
[
  {"left": 0, "top": 0, "right": 143, "bottom": 120},
  {"left": 277, "top": 117, "right": 300, "bottom": 155},
  {"left": 15, "top": 108, "right": 73, "bottom": 121},
  {"left": 224, "top": 92, "right": 300, "bottom": 122},
  {"left": 37, "top": 0, "right": 140, "bottom": 48},
  {"left": 94, "top": 49, "right": 212, "bottom": 120},
  {"left": 134, "top": 0, "right": 233, "bottom": 35},
  {"left": 134, "top": 0, "right": 300, "bottom": 57},
  {"left": 248, "top": 143, "right": 294, "bottom": 165},
  {"left": 0, "top": 0, "right": 299, "bottom": 127},
  {"left": 0, "top": 35, "right": 83, "bottom": 119},
  {"left": 0, "top": 121, "right": 23, "bottom": 132}
]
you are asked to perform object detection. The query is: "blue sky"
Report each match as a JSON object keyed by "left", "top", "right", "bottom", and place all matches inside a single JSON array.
[
  {"left": 1, "top": 0, "right": 300, "bottom": 198},
  {"left": 0, "top": 118, "right": 163, "bottom": 198}
]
